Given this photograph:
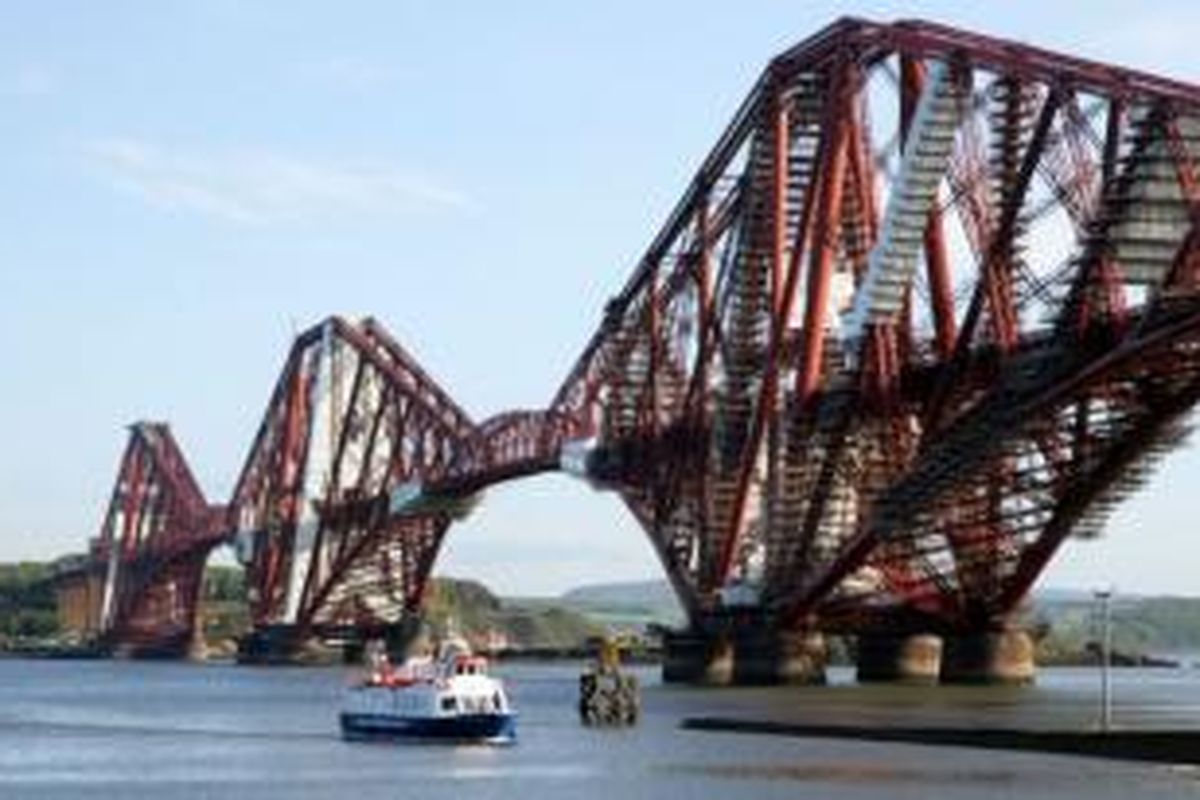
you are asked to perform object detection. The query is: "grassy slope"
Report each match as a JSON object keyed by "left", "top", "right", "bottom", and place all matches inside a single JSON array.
[
  {"left": 425, "top": 578, "right": 604, "bottom": 649},
  {"left": 0, "top": 562, "right": 57, "bottom": 642},
  {"left": 11, "top": 561, "right": 1200, "bottom": 658}
]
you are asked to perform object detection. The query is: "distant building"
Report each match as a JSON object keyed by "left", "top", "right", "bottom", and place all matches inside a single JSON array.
[{"left": 474, "top": 628, "right": 510, "bottom": 654}]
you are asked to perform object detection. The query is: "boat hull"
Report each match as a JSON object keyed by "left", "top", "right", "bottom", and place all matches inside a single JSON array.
[{"left": 340, "top": 711, "right": 517, "bottom": 744}]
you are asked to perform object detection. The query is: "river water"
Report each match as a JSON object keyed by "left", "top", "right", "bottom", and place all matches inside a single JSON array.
[{"left": 1, "top": 658, "right": 1199, "bottom": 799}]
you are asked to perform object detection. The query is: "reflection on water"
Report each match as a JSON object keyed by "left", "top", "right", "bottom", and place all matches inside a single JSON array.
[{"left": 0, "top": 659, "right": 1198, "bottom": 799}]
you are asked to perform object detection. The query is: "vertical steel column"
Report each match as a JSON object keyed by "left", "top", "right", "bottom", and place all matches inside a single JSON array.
[
  {"left": 1099, "top": 99, "right": 1129, "bottom": 326},
  {"left": 120, "top": 444, "right": 146, "bottom": 558},
  {"left": 796, "top": 63, "right": 853, "bottom": 408},
  {"left": 772, "top": 89, "right": 790, "bottom": 318},
  {"left": 766, "top": 86, "right": 791, "bottom": 583},
  {"left": 260, "top": 352, "right": 310, "bottom": 625},
  {"left": 696, "top": 196, "right": 712, "bottom": 393},
  {"left": 647, "top": 264, "right": 660, "bottom": 440},
  {"left": 713, "top": 73, "right": 838, "bottom": 585},
  {"left": 694, "top": 192, "right": 715, "bottom": 580}
]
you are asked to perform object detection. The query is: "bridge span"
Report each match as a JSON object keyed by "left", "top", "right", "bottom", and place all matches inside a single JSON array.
[{"left": 52, "top": 17, "right": 1200, "bottom": 683}]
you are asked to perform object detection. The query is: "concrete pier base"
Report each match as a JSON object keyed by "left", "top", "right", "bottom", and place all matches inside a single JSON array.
[
  {"left": 772, "top": 633, "right": 830, "bottom": 681},
  {"left": 662, "top": 630, "right": 735, "bottom": 685},
  {"left": 110, "top": 630, "right": 202, "bottom": 660},
  {"left": 185, "top": 628, "right": 208, "bottom": 662},
  {"left": 662, "top": 629, "right": 826, "bottom": 686},
  {"left": 237, "top": 620, "right": 421, "bottom": 666},
  {"left": 756, "top": 630, "right": 827, "bottom": 686},
  {"left": 855, "top": 633, "right": 943, "bottom": 684},
  {"left": 383, "top": 618, "right": 423, "bottom": 662},
  {"left": 236, "top": 627, "right": 340, "bottom": 665},
  {"left": 940, "top": 629, "right": 1036, "bottom": 685}
]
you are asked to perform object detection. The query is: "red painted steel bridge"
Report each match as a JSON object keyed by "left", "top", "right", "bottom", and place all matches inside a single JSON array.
[{"left": 54, "top": 18, "right": 1200, "bottom": 676}]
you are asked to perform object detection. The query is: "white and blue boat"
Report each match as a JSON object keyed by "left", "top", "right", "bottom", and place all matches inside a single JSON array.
[{"left": 340, "top": 639, "right": 516, "bottom": 744}]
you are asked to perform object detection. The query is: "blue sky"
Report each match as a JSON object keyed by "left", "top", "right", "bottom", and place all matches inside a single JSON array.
[{"left": 2, "top": 1, "right": 1198, "bottom": 596}]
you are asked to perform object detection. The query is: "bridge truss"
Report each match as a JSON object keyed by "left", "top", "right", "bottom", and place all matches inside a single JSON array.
[
  {"left": 547, "top": 18, "right": 1200, "bottom": 635},
  {"left": 227, "top": 317, "right": 579, "bottom": 641},
  {"left": 53, "top": 423, "right": 224, "bottom": 656},
  {"left": 59, "top": 18, "right": 1200, "bottom": 654}
]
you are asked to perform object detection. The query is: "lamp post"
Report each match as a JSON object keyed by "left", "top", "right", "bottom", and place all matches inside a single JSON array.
[{"left": 1094, "top": 587, "right": 1113, "bottom": 733}]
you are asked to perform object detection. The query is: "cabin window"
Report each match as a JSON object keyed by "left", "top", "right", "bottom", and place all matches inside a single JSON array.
[{"left": 440, "top": 696, "right": 457, "bottom": 712}]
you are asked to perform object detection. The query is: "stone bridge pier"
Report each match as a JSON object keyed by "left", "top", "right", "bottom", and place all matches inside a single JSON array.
[
  {"left": 856, "top": 624, "right": 1036, "bottom": 685},
  {"left": 662, "top": 617, "right": 828, "bottom": 686}
]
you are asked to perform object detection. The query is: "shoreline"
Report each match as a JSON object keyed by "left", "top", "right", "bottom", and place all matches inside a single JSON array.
[
  {"left": 1, "top": 644, "right": 1190, "bottom": 669},
  {"left": 0, "top": 644, "right": 667, "bottom": 666}
]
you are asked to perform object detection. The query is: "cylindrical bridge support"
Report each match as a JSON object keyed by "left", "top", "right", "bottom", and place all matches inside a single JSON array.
[
  {"left": 185, "top": 623, "right": 209, "bottom": 662},
  {"left": 855, "top": 628, "right": 1035, "bottom": 685},
  {"left": 736, "top": 629, "right": 828, "bottom": 685},
  {"left": 238, "top": 619, "right": 424, "bottom": 666},
  {"left": 855, "top": 633, "right": 943, "bottom": 684},
  {"left": 662, "top": 628, "right": 826, "bottom": 686},
  {"left": 940, "top": 628, "right": 1036, "bottom": 685},
  {"left": 662, "top": 630, "right": 735, "bottom": 685}
]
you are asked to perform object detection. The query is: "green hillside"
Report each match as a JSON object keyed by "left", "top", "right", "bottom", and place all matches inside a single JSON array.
[
  {"left": 9, "top": 558, "right": 1200, "bottom": 663},
  {"left": 551, "top": 579, "right": 1200, "bottom": 662},
  {"left": 202, "top": 569, "right": 607, "bottom": 653},
  {"left": 0, "top": 562, "right": 57, "bottom": 644},
  {"left": 199, "top": 565, "right": 249, "bottom": 650},
  {"left": 554, "top": 578, "right": 686, "bottom": 627},
  {"left": 425, "top": 577, "right": 603, "bottom": 650},
  {"left": 1033, "top": 594, "right": 1200, "bottom": 660}
]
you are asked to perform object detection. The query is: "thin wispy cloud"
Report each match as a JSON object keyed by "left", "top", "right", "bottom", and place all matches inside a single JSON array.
[{"left": 82, "top": 138, "right": 469, "bottom": 225}]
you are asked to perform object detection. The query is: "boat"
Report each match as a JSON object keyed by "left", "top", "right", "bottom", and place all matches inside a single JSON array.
[{"left": 339, "top": 637, "right": 517, "bottom": 744}]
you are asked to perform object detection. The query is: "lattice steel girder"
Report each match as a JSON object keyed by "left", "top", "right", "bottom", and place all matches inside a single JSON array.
[
  {"left": 87, "top": 423, "right": 223, "bottom": 653},
  {"left": 800, "top": 296, "right": 1200, "bottom": 630},
  {"left": 226, "top": 317, "right": 575, "bottom": 637},
  {"left": 548, "top": 17, "right": 1200, "bottom": 630},
  {"left": 228, "top": 317, "right": 474, "bottom": 633},
  {"left": 78, "top": 18, "right": 1200, "bottom": 645}
]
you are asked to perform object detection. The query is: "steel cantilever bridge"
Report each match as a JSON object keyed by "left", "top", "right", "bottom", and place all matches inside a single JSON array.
[{"left": 53, "top": 18, "right": 1200, "bottom": 680}]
